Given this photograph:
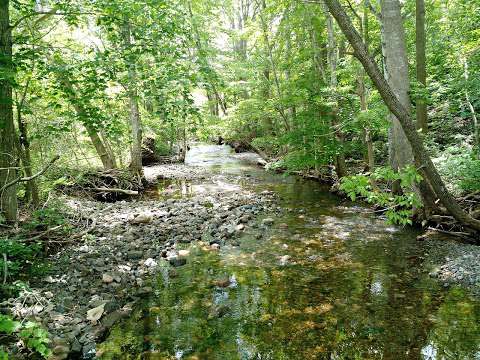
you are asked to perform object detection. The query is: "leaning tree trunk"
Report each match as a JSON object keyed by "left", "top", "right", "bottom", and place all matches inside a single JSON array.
[
  {"left": 323, "top": 0, "right": 480, "bottom": 231},
  {"left": 122, "top": 18, "right": 143, "bottom": 175},
  {"left": 416, "top": 0, "right": 428, "bottom": 133},
  {"left": 0, "top": 0, "right": 17, "bottom": 222}
]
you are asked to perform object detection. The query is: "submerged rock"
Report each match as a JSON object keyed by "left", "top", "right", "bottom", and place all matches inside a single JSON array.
[
  {"left": 262, "top": 218, "right": 274, "bottom": 226},
  {"left": 169, "top": 257, "right": 187, "bottom": 267}
]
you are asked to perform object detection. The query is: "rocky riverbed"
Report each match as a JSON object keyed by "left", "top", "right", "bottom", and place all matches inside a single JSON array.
[{"left": 3, "top": 161, "right": 280, "bottom": 360}]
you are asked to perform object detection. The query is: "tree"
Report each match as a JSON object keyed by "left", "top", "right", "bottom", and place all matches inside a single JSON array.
[
  {"left": 121, "top": 16, "right": 143, "bottom": 175},
  {"left": 415, "top": 0, "right": 428, "bottom": 133},
  {"left": 0, "top": 0, "right": 17, "bottom": 222},
  {"left": 323, "top": 0, "right": 480, "bottom": 231},
  {"left": 324, "top": 4, "right": 347, "bottom": 178}
]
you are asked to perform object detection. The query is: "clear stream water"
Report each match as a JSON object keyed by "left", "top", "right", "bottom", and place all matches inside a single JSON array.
[{"left": 99, "top": 145, "right": 480, "bottom": 360}]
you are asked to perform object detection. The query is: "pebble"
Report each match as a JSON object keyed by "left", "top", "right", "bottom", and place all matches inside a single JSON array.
[{"left": 102, "top": 274, "right": 114, "bottom": 283}]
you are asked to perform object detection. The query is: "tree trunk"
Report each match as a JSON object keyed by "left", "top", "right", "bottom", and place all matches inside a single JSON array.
[
  {"left": 381, "top": 0, "right": 436, "bottom": 214},
  {"left": 415, "top": 0, "right": 428, "bottom": 133},
  {"left": 57, "top": 75, "right": 117, "bottom": 170},
  {"left": 17, "top": 106, "right": 39, "bottom": 206},
  {"left": 325, "top": 5, "right": 347, "bottom": 178},
  {"left": 463, "top": 58, "right": 480, "bottom": 158},
  {"left": 323, "top": 0, "right": 480, "bottom": 231},
  {"left": 380, "top": 0, "right": 414, "bottom": 172},
  {"left": 122, "top": 18, "right": 143, "bottom": 175},
  {"left": 359, "top": 0, "right": 375, "bottom": 173},
  {"left": 258, "top": 0, "right": 290, "bottom": 131},
  {"left": 0, "top": 0, "right": 17, "bottom": 221}
]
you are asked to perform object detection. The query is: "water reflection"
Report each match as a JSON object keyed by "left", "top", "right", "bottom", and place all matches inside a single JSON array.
[{"left": 99, "top": 145, "right": 480, "bottom": 360}]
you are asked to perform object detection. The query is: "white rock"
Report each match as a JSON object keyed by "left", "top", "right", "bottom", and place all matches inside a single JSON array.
[
  {"left": 131, "top": 213, "right": 153, "bottom": 224},
  {"left": 144, "top": 258, "right": 158, "bottom": 267},
  {"left": 236, "top": 224, "right": 245, "bottom": 231},
  {"left": 178, "top": 250, "right": 190, "bottom": 257},
  {"left": 86, "top": 303, "right": 105, "bottom": 323},
  {"left": 279, "top": 255, "right": 291, "bottom": 266},
  {"left": 262, "top": 218, "right": 274, "bottom": 226}
]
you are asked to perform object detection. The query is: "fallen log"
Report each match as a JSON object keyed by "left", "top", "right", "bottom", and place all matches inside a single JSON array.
[{"left": 92, "top": 187, "right": 139, "bottom": 196}]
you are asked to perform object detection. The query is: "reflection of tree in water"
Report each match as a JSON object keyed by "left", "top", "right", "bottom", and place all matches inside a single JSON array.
[{"left": 426, "top": 288, "right": 480, "bottom": 359}]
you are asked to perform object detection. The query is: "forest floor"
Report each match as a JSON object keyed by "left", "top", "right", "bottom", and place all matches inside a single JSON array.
[{"left": 4, "top": 157, "right": 281, "bottom": 359}]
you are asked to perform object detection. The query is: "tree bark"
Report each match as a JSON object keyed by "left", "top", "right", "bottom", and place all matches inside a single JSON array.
[
  {"left": 380, "top": 0, "right": 414, "bottom": 173},
  {"left": 323, "top": 0, "right": 480, "bottom": 231},
  {"left": 0, "top": 0, "right": 17, "bottom": 221},
  {"left": 415, "top": 0, "right": 428, "bottom": 133},
  {"left": 359, "top": 0, "right": 375, "bottom": 173},
  {"left": 122, "top": 18, "right": 143, "bottom": 175}
]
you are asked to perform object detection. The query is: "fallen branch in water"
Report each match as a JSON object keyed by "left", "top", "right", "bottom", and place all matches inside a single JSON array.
[
  {"left": 0, "top": 155, "right": 60, "bottom": 192},
  {"left": 92, "top": 187, "right": 139, "bottom": 195},
  {"left": 426, "top": 227, "right": 474, "bottom": 241}
]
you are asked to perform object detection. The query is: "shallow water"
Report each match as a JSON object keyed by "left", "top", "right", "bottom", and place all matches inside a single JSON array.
[{"left": 99, "top": 145, "right": 480, "bottom": 360}]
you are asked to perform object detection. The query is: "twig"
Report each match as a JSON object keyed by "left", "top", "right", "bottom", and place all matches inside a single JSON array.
[
  {"left": 0, "top": 155, "right": 60, "bottom": 193},
  {"left": 23, "top": 224, "right": 64, "bottom": 242},
  {"left": 93, "top": 187, "right": 139, "bottom": 195},
  {"left": 427, "top": 227, "right": 473, "bottom": 240}
]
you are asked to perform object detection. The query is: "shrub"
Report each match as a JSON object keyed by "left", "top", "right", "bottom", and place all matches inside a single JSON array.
[{"left": 0, "top": 315, "right": 51, "bottom": 359}]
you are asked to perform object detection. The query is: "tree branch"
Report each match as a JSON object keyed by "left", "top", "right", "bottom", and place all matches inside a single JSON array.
[{"left": 1, "top": 155, "right": 60, "bottom": 193}]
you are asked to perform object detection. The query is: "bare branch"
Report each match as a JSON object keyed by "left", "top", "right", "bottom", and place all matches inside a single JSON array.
[{"left": 1, "top": 155, "right": 60, "bottom": 193}]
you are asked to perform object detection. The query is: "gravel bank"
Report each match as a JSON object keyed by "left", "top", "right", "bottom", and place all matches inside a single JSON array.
[{"left": 424, "top": 235, "right": 480, "bottom": 296}]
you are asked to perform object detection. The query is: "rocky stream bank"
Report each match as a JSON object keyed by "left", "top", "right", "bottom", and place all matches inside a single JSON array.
[{"left": 3, "top": 162, "right": 279, "bottom": 359}]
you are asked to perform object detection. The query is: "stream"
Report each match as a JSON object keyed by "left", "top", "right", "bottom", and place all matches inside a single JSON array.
[{"left": 98, "top": 145, "right": 480, "bottom": 360}]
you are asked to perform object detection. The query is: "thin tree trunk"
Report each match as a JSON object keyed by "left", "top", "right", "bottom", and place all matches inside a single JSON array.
[
  {"left": 415, "top": 0, "right": 428, "bottom": 133},
  {"left": 359, "top": 0, "right": 375, "bottom": 173},
  {"left": 463, "top": 58, "right": 480, "bottom": 158},
  {"left": 0, "top": 0, "right": 17, "bottom": 221},
  {"left": 15, "top": 71, "right": 40, "bottom": 206},
  {"left": 17, "top": 105, "right": 39, "bottom": 206},
  {"left": 324, "top": 0, "right": 480, "bottom": 231},
  {"left": 57, "top": 75, "right": 116, "bottom": 170},
  {"left": 324, "top": 5, "right": 347, "bottom": 178},
  {"left": 258, "top": 0, "right": 290, "bottom": 131},
  {"left": 122, "top": 18, "right": 143, "bottom": 175}
]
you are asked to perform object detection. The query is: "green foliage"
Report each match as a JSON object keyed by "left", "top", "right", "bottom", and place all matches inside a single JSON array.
[
  {"left": 18, "top": 322, "right": 51, "bottom": 358},
  {"left": 340, "top": 166, "right": 424, "bottom": 226},
  {"left": 0, "top": 315, "right": 51, "bottom": 359},
  {"left": 436, "top": 145, "right": 480, "bottom": 195},
  {"left": 1, "top": 205, "right": 66, "bottom": 297}
]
